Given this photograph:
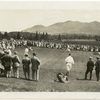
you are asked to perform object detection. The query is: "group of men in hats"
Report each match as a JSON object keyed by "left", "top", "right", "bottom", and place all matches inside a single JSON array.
[
  {"left": 0, "top": 49, "right": 40, "bottom": 81},
  {"left": 85, "top": 56, "right": 100, "bottom": 81},
  {"left": 22, "top": 52, "right": 40, "bottom": 81}
]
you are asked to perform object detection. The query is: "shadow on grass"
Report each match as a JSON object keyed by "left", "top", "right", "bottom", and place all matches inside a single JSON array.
[
  {"left": 76, "top": 78, "right": 90, "bottom": 80},
  {"left": 20, "top": 77, "right": 38, "bottom": 82}
]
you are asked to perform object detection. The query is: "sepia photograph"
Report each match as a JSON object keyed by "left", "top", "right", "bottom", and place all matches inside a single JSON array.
[{"left": 0, "top": 1, "right": 100, "bottom": 96}]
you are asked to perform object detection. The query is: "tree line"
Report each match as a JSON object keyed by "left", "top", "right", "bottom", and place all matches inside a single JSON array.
[{"left": 0, "top": 31, "right": 100, "bottom": 41}]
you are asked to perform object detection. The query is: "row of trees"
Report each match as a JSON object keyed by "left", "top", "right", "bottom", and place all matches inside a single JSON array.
[{"left": 0, "top": 31, "right": 100, "bottom": 41}]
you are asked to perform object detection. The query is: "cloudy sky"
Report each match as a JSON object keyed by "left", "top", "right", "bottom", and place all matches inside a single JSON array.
[{"left": 0, "top": 1, "right": 100, "bottom": 31}]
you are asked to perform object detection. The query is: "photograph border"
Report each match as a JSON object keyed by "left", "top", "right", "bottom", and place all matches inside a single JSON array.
[{"left": 0, "top": 0, "right": 100, "bottom": 99}]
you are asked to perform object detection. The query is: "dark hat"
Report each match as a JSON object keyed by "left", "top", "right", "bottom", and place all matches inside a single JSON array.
[
  {"left": 24, "top": 53, "right": 28, "bottom": 56},
  {"left": 33, "top": 53, "right": 36, "bottom": 56},
  {"left": 69, "top": 53, "right": 71, "bottom": 56},
  {"left": 96, "top": 56, "right": 100, "bottom": 59},
  {"left": 14, "top": 51, "right": 17, "bottom": 55},
  {"left": 4, "top": 50, "right": 9, "bottom": 54}
]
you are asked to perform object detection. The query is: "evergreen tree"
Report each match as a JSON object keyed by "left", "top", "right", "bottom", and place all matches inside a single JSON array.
[
  {"left": 40, "top": 32, "right": 45, "bottom": 40},
  {"left": 45, "top": 32, "right": 49, "bottom": 40},
  {"left": 58, "top": 34, "right": 61, "bottom": 41},
  {"left": 17, "top": 32, "right": 21, "bottom": 39},
  {"left": 4, "top": 32, "right": 9, "bottom": 39},
  {"left": 35, "top": 31, "right": 39, "bottom": 40}
]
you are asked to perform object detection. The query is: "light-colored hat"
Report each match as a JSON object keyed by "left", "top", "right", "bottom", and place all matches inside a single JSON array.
[{"left": 89, "top": 56, "right": 93, "bottom": 59}]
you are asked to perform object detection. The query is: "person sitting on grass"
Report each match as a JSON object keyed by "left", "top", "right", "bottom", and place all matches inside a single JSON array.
[{"left": 56, "top": 72, "right": 68, "bottom": 83}]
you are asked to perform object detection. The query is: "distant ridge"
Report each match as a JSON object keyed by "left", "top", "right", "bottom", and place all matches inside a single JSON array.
[{"left": 22, "top": 20, "right": 100, "bottom": 35}]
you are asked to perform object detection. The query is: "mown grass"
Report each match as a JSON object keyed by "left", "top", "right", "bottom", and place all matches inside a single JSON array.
[{"left": 0, "top": 47, "right": 99, "bottom": 92}]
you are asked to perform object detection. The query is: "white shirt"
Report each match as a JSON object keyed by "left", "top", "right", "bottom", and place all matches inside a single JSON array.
[
  {"left": 7, "top": 49, "right": 12, "bottom": 56},
  {"left": 65, "top": 56, "right": 74, "bottom": 65},
  {"left": 25, "top": 48, "right": 29, "bottom": 54}
]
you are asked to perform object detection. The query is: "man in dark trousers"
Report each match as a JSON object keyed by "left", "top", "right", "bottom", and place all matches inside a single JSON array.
[
  {"left": 12, "top": 51, "right": 20, "bottom": 78},
  {"left": 95, "top": 56, "right": 100, "bottom": 81},
  {"left": 22, "top": 53, "right": 31, "bottom": 80},
  {"left": 31, "top": 53, "right": 40, "bottom": 81},
  {"left": 1, "top": 51, "right": 12, "bottom": 78},
  {"left": 85, "top": 57, "right": 94, "bottom": 80}
]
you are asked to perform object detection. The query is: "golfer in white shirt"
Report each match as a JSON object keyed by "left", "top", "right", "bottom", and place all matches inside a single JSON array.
[{"left": 65, "top": 53, "right": 74, "bottom": 76}]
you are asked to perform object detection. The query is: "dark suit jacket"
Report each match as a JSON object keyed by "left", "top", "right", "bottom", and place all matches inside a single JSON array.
[
  {"left": 95, "top": 60, "right": 100, "bottom": 71},
  {"left": 31, "top": 56, "right": 40, "bottom": 70}
]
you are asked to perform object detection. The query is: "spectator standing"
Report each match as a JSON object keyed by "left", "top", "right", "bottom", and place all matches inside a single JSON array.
[
  {"left": 22, "top": 53, "right": 31, "bottom": 80},
  {"left": 85, "top": 57, "right": 94, "bottom": 80},
  {"left": 1, "top": 51, "right": 12, "bottom": 78},
  {"left": 95, "top": 56, "right": 100, "bottom": 81},
  {"left": 31, "top": 53, "right": 40, "bottom": 81},
  {"left": 12, "top": 51, "right": 20, "bottom": 78}
]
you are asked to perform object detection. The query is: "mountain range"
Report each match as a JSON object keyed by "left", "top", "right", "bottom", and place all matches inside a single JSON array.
[{"left": 22, "top": 20, "right": 100, "bottom": 35}]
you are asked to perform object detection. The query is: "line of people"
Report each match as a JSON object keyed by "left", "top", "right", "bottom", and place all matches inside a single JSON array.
[
  {"left": 1, "top": 39, "right": 100, "bottom": 53},
  {"left": 0, "top": 50, "right": 40, "bottom": 81}
]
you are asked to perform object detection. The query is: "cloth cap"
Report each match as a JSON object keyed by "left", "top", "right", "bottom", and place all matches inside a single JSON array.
[
  {"left": 33, "top": 53, "right": 36, "bottom": 56},
  {"left": 24, "top": 53, "right": 28, "bottom": 56}
]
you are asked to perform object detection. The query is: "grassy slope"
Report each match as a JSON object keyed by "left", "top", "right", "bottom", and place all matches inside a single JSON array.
[{"left": 0, "top": 47, "right": 100, "bottom": 92}]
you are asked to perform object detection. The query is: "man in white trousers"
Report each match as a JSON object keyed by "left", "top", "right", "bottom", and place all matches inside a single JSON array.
[{"left": 65, "top": 53, "right": 74, "bottom": 76}]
